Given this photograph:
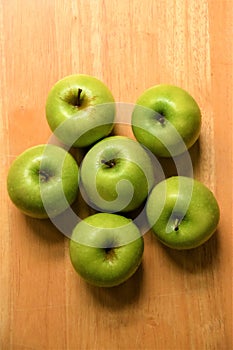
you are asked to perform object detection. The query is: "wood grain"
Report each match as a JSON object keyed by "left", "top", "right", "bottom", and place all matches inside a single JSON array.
[{"left": 0, "top": 0, "right": 232, "bottom": 349}]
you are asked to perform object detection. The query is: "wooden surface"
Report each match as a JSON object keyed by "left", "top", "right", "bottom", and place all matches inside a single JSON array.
[{"left": 1, "top": 1, "right": 232, "bottom": 349}]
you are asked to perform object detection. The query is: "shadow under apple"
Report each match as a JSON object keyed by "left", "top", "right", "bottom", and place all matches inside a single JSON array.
[
  {"left": 157, "top": 139, "right": 200, "bottom": 179},
  {"left": 158, "top": 229, "right": 220, "bottom": 273},
  {"left": 83, "top": 261, "right": 144, "bottom": 310}
]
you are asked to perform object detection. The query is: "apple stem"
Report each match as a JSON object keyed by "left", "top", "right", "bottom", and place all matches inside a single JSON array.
[
  {"left": 76, "top": 88, "right": 82, "bottom": 107},
  {"left": 174, "top": 218, "right": 180, "bottom": 231},
  {"left": 155, "top": 112, "right": 165, "bottom": 125},
  {"left": 104, "top": 247, "right": 116, "bottom": 261},
  {"left": 101, "top": 159, "right": 116, "bottom": 168},
  {"left": 39, "top": 169, "right": 50, "bottom": 182},
  {"left": 158, "top": 116, "right": 165, "bottom": 124}
]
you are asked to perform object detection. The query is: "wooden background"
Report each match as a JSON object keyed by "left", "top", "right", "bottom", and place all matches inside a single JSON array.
[{"left": 0, "top": 0, "right": 232, "bottom": 349}]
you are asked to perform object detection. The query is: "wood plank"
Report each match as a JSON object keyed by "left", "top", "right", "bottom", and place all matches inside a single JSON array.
[{"left": 0, "top": 0, "right": 232, "bottom": 349}]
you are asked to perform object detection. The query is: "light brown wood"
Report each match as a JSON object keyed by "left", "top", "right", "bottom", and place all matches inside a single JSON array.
[{"left": 1, "top": 0, "right": 232, "bottom": 349}]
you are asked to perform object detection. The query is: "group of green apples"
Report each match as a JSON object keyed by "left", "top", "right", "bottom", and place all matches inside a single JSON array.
[{"left": 7, "top": 74, "right": 220, "bottom": 287}]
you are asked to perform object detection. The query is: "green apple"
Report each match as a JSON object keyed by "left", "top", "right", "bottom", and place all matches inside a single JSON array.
[
  {"left": 80, "top": 135, "right": 155, "bottom": 212},
  {"left": 69, "top": 213, "right": 144, "bottom": 287},
  {"left": 146, "top": 176, "right": 220, "bottom": 249},
  {"left": 45, "top": 74, "right": 115, "bottom": 148},
  {"left": 131, "top": 84, "right": 202, "bottom": 157},
  {"left": 7, "top": 144, "right": 79, "bottom": 218}
]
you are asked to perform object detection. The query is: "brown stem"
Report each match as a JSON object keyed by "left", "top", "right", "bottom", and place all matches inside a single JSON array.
[
  {"left": 39, "top": 169, "right": 50, "bottom": 182},
  {"left": 174, "top": 218, "right": 180, "bottom": 231},
  {"left": 156, "top": 112, "right": 165, "bottom": 125},
  {"left": 101, "top": 159, "right": 116, "bottom": 168},
  {"left": 76, "top": 88, "right": 82, "bottom": 107},
  {"left": 104, "top": 248, "right": 116, "bottom": 260}
]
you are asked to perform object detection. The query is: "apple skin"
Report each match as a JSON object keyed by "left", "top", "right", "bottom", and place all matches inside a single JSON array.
[
  {"left": 131, "top": 84, "right": 202, "bottom": 157},
  {"left": 46, "top": 74, "right": 115, "bottom": 148},
  {"left": 69, "top": 213, "right": 144, "bottom": 287},
  {"left": 7, "top": 144, "right": 79, "bottom": 219},
  {"left": 79, "top": 135, "right": 155, "bottom": 213},
  {"left": 146, "top": 176, "right": 220, "bottom": 249}
]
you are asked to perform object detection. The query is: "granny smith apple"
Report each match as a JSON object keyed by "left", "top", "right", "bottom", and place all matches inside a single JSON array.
[
  {"left": 146, "top": 176, "right": 220, "bottom": 249},
  {"left": 131, "top": 84, "right": 202, "bottom": 157},
  {"left": 46, "top": 74, "right": 115, "bottom": 148},
  {"left": 69, "top": 213, "right": 144, "bottom": 287},
  {"left": 80, "top": 135, "right": 155, "bottom": 212},
  {"left": 7, "top": 144, "right": 79, "bottom": 218}
]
